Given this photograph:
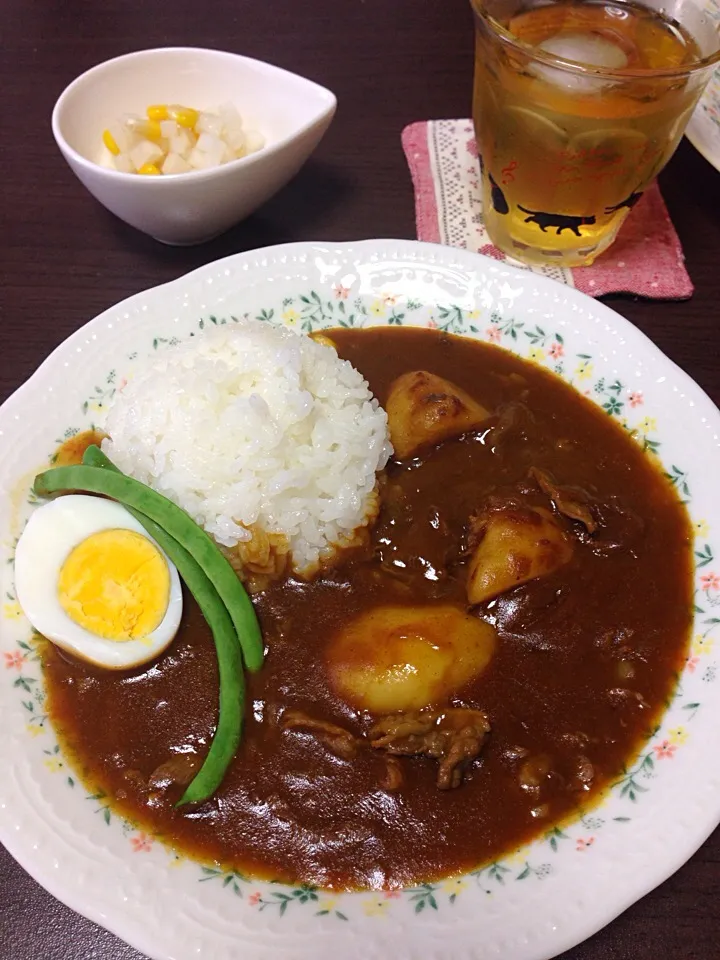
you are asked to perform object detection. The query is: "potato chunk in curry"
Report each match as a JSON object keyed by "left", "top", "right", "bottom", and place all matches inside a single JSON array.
[
  {"left": 386, "top": 370, "right": 490, "bottom": 459},
  {"left": 467, "top": 506, "right": 572, "bottom": 606},
  {"left": 327, "top": 604, "right": 496, "bottom": 713}
]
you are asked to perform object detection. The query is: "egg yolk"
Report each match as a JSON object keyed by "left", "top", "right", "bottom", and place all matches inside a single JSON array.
[{"left": 58, "top": 529, "right": 170, "bottom": 642}]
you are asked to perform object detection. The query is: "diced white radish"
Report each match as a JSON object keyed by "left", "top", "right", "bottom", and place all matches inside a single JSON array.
[
  {"left": 188, "top": 147, "right": 212, "bottom": 169},
  {"left": 129, "top": 139, "right": 164, "bottom": 171},
  {"left": 196, "top": 132, "right": 221, "bottom": 152},
  {"left": 219, "top": 101, "right": 244, "bottom": 126},
  {"left": 227, "top": 129, "right": 247, "bottom": 152},
  {"left": 219, "top": 102, "right": 245, "bottom": 149},
  {"left": 107, "top": 121, "right": 130, "bottom": 153},
  {"left": 160, "top": 119, "right": 179, "bottom": 139},
  {"left": 162, "top": 152, "right": 192, "bottom": 174},
  {"left": 196, "top": 111, "right": 223, "bottom": 137},
  {"left": 204, "top": 151, "right": 224, "bottom": 169},
  {"left": 114, "top": 152, "right": 134, "bottom": 173},
  {"left": 244, "top": 130, "right": 265, "bottom": 154},
  {"left": 196, "top": 133, "right": 224, "bottom": 167},
  {"left": 170, "top": 130, "right": 192, "bottom": 158}
]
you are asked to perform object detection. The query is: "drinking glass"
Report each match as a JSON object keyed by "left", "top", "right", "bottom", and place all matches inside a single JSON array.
[{"left": 470, "top": 0, "right": 720, "bottom": 266}]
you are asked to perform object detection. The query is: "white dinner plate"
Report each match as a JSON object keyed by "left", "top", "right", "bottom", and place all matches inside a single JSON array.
[{"left": 1, "top": 240, "right": 719, "bottom": 960}]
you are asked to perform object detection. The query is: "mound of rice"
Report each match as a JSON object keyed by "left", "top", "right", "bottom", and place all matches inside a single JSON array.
[{"left": 102, "top": 320, "right": 392, "bottom": 576}]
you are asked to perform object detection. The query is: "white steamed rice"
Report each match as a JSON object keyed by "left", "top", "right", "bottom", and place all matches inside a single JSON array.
[{"left": 102, "top": 320, "right": 392, "bottom": 574}]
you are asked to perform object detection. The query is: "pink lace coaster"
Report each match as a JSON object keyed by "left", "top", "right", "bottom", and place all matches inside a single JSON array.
[{"left": 402, "top": 119, "right": 693, "bottom": 299}]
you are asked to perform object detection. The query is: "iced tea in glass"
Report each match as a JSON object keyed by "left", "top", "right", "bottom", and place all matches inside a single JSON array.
[{"left": 470, "top": 0, "right": 720, "bottom": 266}]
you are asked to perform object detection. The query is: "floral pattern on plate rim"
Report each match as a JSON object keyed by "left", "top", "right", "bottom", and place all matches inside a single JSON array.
[{"left": 2, "top": 287, "right": 717, "bottom": 920}]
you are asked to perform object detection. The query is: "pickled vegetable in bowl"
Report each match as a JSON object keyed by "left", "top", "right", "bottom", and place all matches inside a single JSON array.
[
  {"left": 50, "top": 47, "right": 337, "bottom": 242},
  {"left": 102, "top": 101, "right": 265, "bottom": 175}
]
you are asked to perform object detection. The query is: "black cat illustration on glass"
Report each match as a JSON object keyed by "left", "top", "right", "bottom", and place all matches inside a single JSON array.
[
  {"left": 487, "top": 170, "right": 643, "bottom": 236},
  {"left": 489, "top": 173, "right": 510, "bottom": 215},
  {"left": 517, "top": 206, "right": 596, "bottom": 236},
  {"left": 604, "top": 190, "right": 643, "bottom": 213}
]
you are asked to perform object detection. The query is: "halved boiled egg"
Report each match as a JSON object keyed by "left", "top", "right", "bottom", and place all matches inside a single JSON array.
[{"left": 14, "top": 495, "right": 182, "bottom": 669}]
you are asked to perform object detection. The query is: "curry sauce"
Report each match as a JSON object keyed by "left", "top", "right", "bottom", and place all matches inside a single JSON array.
[{"left": 43, "top": 327, "right": 693, "bottom": 890}]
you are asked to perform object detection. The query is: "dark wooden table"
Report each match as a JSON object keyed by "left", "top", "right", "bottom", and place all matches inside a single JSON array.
[{"left": 3, "top": 1, "right": 720, "bottom": 958}]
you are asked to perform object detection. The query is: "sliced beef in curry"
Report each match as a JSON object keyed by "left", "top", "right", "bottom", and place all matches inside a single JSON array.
[
  {"left": 370, "top": 708, "right": 491, "bottom": 789},
  {"left": 281, "top": 710, "right": 410, "bottom": 791},
  {"left": 281, "top": 710, "right": 359, "bottom": 760},
  {"left": 528, "top": 465, "right": 645, "bottom": 554},
  {"left": 529, "top": 467, "right": 599, "bottom": 533}
]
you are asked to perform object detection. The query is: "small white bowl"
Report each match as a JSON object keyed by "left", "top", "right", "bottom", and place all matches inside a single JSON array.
[{"left": 51, "top": 47, "right": 337, "bottom": 245}]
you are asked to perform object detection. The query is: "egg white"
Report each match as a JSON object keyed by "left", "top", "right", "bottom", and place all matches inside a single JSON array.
[{"left": 14, "top": 494, "right": 183, "bottom": 669}]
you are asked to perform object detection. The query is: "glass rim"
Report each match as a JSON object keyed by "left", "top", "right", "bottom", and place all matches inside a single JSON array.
[{"left": 471, "top": 1, "right": 720, "bottom": 80}]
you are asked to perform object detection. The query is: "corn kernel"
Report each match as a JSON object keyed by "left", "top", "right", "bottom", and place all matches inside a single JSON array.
[
  {"left": 102, "top": 129, "right": 121, "bottom": 155},
  {"left": 138, "top": 162, "right": 161, "bottom": 175},
  {"left": 147, "top": 104, "right": 169, "bottom": 121},
  {"left": 126, "top": 117, "right": 163, "bottom": 142},
  {"left": 142, "top": 119, "right": 163, "bottom": 142},
  {"left": 169, "top": 105, "right": 200, "bottom": 128}
]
